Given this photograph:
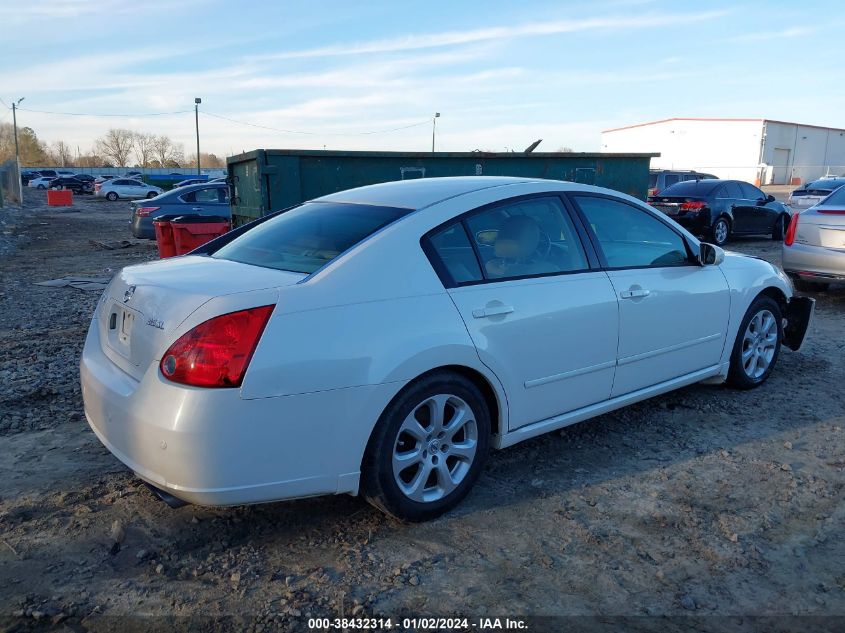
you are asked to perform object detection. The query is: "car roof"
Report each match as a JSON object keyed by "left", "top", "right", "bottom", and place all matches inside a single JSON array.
[
  {"left": 315, "top": 176, "right": 571, "bottom": 210},
  {"left": 164, "top": 182, "right": 225, "bottom": 195}
]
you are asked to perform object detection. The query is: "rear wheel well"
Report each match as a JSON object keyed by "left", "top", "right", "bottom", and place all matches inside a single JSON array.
[{"left": 384, "top": 365, "right": 502, "bottom": 439}]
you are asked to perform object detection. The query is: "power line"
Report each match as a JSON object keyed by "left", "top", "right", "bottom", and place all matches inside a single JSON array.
[
  {"left": 202, "top": 110, "right": 431, "bottom": 137},
  {"left": 17, "top": 107, "right": 193, "bottom": 117}
]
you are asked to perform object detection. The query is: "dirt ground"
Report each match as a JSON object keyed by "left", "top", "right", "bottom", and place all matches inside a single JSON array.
[{"left": 0, "top": 189, "right": 843, "bottom": 631}]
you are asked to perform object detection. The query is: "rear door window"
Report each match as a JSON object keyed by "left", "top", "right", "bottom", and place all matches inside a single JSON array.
[
  {"left": 663, "top": 174, "right": 681, "bottom": 188},
  {"left": 463, "top": 196, "right": 589, "bottom": 281},
  {"left": 212, "top": 202, "right": 409, "bottom": 274},
  {"left": 718, "top": 182, "right": 743, "bottom": 199}
]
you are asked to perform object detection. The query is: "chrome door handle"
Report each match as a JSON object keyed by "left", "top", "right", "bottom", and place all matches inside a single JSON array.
[
  {"left": 472, "top": 305, "right": 515, "bottom": 318},
  {"left": 192, "top": 207, "right": 203, "bottom": 212},
  {"left": 620, "top": 289, "right": 650, "bottom": 299}
]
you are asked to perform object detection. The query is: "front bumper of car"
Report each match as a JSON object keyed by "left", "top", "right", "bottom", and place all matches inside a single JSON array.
[{"left": 784, "top": 296, "right": 814, "bottom": 351}]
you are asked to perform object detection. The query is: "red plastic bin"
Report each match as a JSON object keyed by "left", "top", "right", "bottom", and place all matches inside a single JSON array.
[
  {"left": 47, "top": 190, "right": 73, "bottom": 206},
  {"left": 152, "top": 215, "right": 184, "bottom": 259},
  {"left": 170, "top": 215, "right": 230, "bottom": 256}
]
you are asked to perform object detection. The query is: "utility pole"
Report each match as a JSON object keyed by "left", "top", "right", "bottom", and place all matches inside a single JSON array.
[
  {"left": 194, "top": 97, "right": 202, "bottom": 176},
  {"left": 431, "top": 112, "right": 440, "bottom": 153},
  {"left": 12, "top": 97, "right": 25, "bottom": 204}
]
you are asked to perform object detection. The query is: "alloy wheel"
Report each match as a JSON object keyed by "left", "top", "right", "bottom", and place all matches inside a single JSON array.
[
  {"left": 714, "top": 220, "right": 729, "bottom": 245},
  {"left": 392, "top": 394, "right": 478, "bottom": 503},
  {"left": 741, "top": 309, "right": 778, "bottom": 379}
]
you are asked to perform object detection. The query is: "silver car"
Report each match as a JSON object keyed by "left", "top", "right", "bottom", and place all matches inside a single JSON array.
[
  {"left": 783, "top": 185, "right": 845, "bottom": 290},
  {"left": 786, "top": 177, "right": 845, "bottom": 212}
]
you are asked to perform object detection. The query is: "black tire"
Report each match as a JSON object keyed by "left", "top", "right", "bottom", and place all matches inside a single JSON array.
[
  {"left": 711, "top": 216, "right": 731, "bottom": 246},
  {"left": 726, "top": 295, "right": 783, "bottom": 389},
  {"left": 37, "top": 184, "right": 46, "bottom": 190},
  {"left": 361, "top": 371, "right": 491, "bottom": 521},
  {"left": 146, "top": 191, "right": 157, "bottom": 199},
  {"left": 772, "top": 214, "right": 788, "bottom": 240},
  {"left": 106, "top": 192, "right": 118, "bottom": 201}
]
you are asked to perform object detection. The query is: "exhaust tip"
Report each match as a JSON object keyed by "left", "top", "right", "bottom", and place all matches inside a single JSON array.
[{"left": 142, "top": 482, "right": 189, "bottom": 509}]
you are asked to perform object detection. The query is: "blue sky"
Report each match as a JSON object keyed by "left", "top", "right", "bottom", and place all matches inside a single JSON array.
[{"left": 1, "top": 0, "right": 843, "bottom": 156}]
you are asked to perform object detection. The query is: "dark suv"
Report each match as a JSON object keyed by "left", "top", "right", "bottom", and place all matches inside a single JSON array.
[
  {"left": 649, "top": 170, "right": 717, "bottom": 197},
  {"left": 49, "top": 177, "right": 94, "bottom": 194},
  {"left": 648, "top": 179, "right": 791, "bottom": 246}
]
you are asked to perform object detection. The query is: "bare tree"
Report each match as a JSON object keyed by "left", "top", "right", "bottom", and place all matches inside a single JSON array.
[
  {"left": 95, "top": 128, "right": 135, "bottom": 167},
  {"left": 52, "top": 140, "right": 74, "bottom": 167},
  {"left": 133, "top": 132, "right": 157, "bottom": 167},
  {"left": 556, "top": 145, "right": 574, "bottom": 153},
  {"left": 152, "top": 135, "right": 184, "bottom": 168}
]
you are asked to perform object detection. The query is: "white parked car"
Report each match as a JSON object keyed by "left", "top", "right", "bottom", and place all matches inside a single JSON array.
[
  {"left": 28, "top": 176, "right": 56, "bottom": 189},
  {"left": 96, "top": 178, "right": 163, "bottom": 201},
  {"left": 80, "top": 177, "right": 814, "bottom": 521}
]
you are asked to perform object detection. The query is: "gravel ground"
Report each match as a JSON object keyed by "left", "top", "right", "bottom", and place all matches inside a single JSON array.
[{"left": 0, "top": 189, "right": 843, "bottom": 631}]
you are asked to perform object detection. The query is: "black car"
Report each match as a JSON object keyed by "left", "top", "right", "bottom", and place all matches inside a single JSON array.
[
  {"left": 20, "top": 171, "right": 40, "bottom": 185},
  {"left": 648, "top": 179, "right": 791, "bottom": 246},
  {"left": 73, "top": 174, "right": 96, "bottom": 183},
  {"left": 49, "top": 177, "right": 94, "bottom": 194}
]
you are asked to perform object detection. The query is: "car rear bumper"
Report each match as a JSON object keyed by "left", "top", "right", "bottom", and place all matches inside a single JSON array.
[
  {"left": 782, "top": 242, "right": 845, "bottom": 281},
  {"left": 671, "top": 213, "right": 711, "bottom": 234},
  {"left": 131, "top": 216, "right": 155, "bottom": 239},
  {"left": 80, "top": 318, "right": 401, "bottom": 506}
]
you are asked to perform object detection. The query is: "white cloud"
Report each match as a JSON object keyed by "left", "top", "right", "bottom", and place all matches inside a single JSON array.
[
  {"left": 250, "top": 10, "right": 730, "bottom": 60},
  {"left": 728, "top": 27, "right": 815, "bottom": 43}
]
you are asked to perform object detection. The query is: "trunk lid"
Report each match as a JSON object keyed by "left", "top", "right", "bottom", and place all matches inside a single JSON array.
[{"left": 97, "top": 255, "right": 305, "bottom": 380}]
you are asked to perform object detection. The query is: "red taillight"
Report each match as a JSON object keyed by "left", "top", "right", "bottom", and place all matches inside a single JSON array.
[
  {"left": 680, "top": 201, "right": 706, "bottom": 211},
  {"left": 784, "top": 213, "right": 799, "bottom": 246},
  {"left": 136, "top": 206, "right": 160, "bottom": 217},
  {"left": 160, "top": 305, "right": 275, "bottom": 388},
  {"left": 649, "top": 188, "right": 659, "bottom": 196},
  {"left": 817, "top": 209, "right": 845, "bottom": 215}
]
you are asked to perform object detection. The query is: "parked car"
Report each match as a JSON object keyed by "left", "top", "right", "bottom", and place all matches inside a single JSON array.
[
  {"left": 648, "top": 170, "right": 717, "bottom": 197},
  {"left": 49, "top": 177, "right": 94, "bottom": 194},
  {"left": 783, "top": 184, "right": 845, "bottom": 290},
  {"left": 173, "top": 178, "right": 207, "bottom": 188},
  {"left": 20, "top": 171, "right": 40, "bottom": 185},
  {"left": 80, "top": 177, "right": 813, "bottom": 520},
  {"left": 96, "top": 179, "right": 163, "bottom": 201},
  {"left": 73, "top": 174, "right": 96, "bottom": 183},
  {"left": 125, "top": 171, "right": 144, "bottom": 180},
  {"left": 37, "top": 170, "right": 59, "bottom": 178},
  {"left": 649, "top": 179, "right": 791, "bottom": 246},
  {"left": 28, "top": 176, "right": 57, "bottom": 189},
  {"left": 786, "top": 177, "right": 845, "bottom": 212},
  {"left": 129, "top": 183, "right": 230, "bottom": 238}
]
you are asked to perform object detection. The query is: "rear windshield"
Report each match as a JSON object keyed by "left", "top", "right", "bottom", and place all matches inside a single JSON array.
[
  {"left": 657, "top": 180, "right": 722, "bottom": 196},
  {"left": 804, "top": 179, "right": 845, "bottom": 193},
  {"left": 212, "top": 202, "right": 410, "bottom": 274},
  {"left": 823, "top": 187, "right": 845, "bottom": 206}
]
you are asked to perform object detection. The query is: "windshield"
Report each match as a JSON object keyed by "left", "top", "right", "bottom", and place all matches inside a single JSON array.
[{"left": 212, "top": 201, "right": 410, "bottom": 274}]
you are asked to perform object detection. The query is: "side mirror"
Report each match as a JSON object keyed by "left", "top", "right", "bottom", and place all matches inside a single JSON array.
[
  {"left": 767, "top": 194, "right": 776, "bottom": 203},
  {"left": 698, "top": 242, "right": 725, "bottom": 266}
]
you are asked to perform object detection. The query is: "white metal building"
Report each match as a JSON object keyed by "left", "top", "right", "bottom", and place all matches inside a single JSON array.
[{"left": 601, "top": 118, "right": 845, "bottom": 186}]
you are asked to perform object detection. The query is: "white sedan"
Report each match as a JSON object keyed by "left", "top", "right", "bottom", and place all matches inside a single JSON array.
[
  {"left": 28, "top": 176, "right": 56, "bottom": 189},
  {"left": 96, "top": 178, "right": 163, "bottom": 201},
  {"left": 80, "top": 177, "right": 814, "bottom": 521}
]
